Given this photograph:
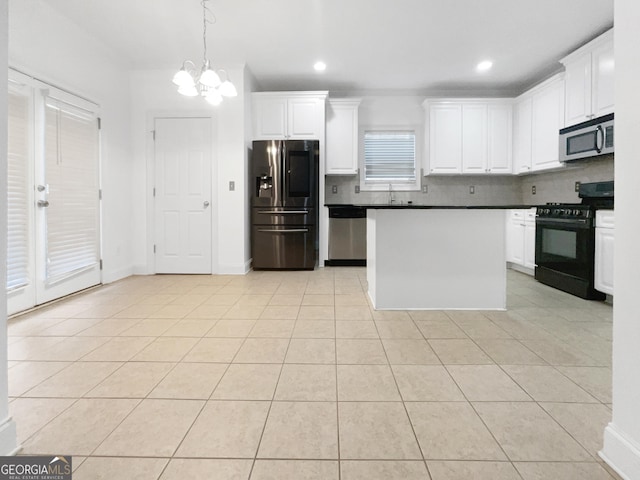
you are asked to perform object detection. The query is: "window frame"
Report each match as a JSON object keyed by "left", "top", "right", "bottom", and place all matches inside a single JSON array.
[{"left": 358, "top": 125, "right": 422, "bottom": 192}]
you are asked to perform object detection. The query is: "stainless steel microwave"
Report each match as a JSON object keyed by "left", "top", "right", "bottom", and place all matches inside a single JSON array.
[{"left": 559, "top": 113, "right": 614, "bottom": 162}]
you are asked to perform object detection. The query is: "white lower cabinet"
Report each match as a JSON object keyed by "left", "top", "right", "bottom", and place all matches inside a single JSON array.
[
  {"left": 506, "top": 208, "right": 536, "bottom": 274},
  {"left": 595, "top": 210, "right": 614, "bottom": 295}
]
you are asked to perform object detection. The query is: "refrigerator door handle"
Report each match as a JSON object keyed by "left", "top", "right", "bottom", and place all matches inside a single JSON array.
[
  {"left": 258, "top": 210, "right": 309, "bottom": 215},
  {"left": 257, "top": 228, "right": 309, "bottom": 233}
]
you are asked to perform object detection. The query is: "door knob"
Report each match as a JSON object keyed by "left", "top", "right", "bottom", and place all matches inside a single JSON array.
[
  {"left": 37, "top": 200, "right": 50, "bottom": 207},
  {"left": 203, "top": 201, "right": 210, "bottom": 208}
]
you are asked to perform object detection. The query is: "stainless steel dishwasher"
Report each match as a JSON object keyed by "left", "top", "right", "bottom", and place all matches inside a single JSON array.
[{"left": 327, "top": 206, "right": 366, "bottom": 266}]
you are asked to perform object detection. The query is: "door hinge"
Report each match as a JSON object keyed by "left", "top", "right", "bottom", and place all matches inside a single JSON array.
[
  {"left": 97, "top": 117, "right": 102, "bottom": 130},
  {"left": 98, "top": 189, "right": 102, "bottom": 200},
  {"left": 153, "top": 245, "right": 156, "bottom": 254},
  {"left": 99, "top": 259, "right": 103, "bottom": 270},
  {"left": 152, "top": 130, "right": 156, "bottom": 141},
  {"left": 153, "top": 187, "right": 156, "bottom": 197}
]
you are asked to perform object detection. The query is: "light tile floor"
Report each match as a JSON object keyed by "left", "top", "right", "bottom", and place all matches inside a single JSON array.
[{"left": 7, "top": 268, "right": 622, "bottom": 479}]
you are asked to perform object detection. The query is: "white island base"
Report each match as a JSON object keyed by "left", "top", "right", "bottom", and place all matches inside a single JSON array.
[{"left": 366, "top": 208, "right": 506, "bottom": 310}]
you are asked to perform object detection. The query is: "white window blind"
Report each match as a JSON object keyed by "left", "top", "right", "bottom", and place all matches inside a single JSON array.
[
  {"left": 364, "top": 131, "right": 416, "bottom": 183},
  {"left": 7, "top": 89, "right": 31, "bottom": 291},
  {"left": 44, "top": 97, "right": 100, "bottom": 284}
]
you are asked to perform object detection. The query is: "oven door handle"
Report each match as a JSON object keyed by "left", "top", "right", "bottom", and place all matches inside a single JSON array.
[
  {"left": 595, "top": 125, "right": 604, "bottom": 154},
  {"left": 536, "top": 218, "right": 591, "bottom": 228}
]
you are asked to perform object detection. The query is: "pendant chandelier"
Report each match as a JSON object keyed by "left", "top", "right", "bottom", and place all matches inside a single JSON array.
[{"left": 172, "top": 0, "right": 237, "bottom": 105}]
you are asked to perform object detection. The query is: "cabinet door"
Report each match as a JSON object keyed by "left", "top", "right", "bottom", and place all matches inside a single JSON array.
[
  {"left": 513, "top": 96, "right": 532, "bottom": 174},
  {"left": 591, "top": 40, "right": 615, "bottom": 118},
  {"left": 595, "top": 228, "right": 614, "bottom": 295},
  {"left": 532, "top": 79, "right": 564, "bottom": 171},
  {"left": 428, "top": 104, "right": 462, "bottom": 174},
  {"left": 506, "top": 211, "right": 525, "bottom": 265},
  {"left": 487, "top": 104, "right": 513, "bottom": 174},
  {"left": 524, "top": 221, "right": 536, "bottom": 269},
  {"left": 288, "top": 98, "right": 323, "bottom": 139},
  {"left": 564, "top": 53, "right": 592, "bottom": 126},
  {"left": 254, "top": 97, "right": 288, "bottom": 139},
  {"left": 326, "top": 101, "right": 359, "bottom": 174},
  {"left": 461, "top": 104, "right": 487, "bottom": 174}
]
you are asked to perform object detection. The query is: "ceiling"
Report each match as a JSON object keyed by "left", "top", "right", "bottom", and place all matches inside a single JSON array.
[{"left": 38, "top": 0, "right": 613, "bottom": 95}]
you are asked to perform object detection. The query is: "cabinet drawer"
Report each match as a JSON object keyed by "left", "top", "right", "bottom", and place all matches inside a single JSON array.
[{"left": 596, "top": 210, "right": 615, "bottom": 228}]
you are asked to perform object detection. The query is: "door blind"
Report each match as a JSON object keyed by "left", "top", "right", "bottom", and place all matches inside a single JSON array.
[
  {"left": 7, "top": 89, "right": 31, "bottom": 291},
  {"left": 44, "top": 97, "right": 100, "bottom": 284},
  {"left": 363, "top": 131, "right": 416, "bottom": 182}
]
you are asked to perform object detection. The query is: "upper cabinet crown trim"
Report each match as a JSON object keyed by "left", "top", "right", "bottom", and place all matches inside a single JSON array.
[
  {"left": 560, "top": 28, "right": 614, "bottom": 65},
  {"left": 252, "top": 91, "right": 328, "bottom": 99}
]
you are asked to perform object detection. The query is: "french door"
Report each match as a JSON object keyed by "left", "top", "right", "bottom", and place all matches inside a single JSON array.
[
  {"left": 7, "top": 73, "right": 101, "bottom": 315},
  {"left": 154, "top": 117, "right": 212, "bottom": 274}
]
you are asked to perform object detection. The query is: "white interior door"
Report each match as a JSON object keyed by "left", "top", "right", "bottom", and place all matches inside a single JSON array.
[{"left": 154, "top": 117, "right": 212, "bottom": 274}]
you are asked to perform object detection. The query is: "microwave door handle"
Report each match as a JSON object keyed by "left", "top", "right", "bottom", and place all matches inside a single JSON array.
[{"left": 595, "top": 125, "right": 604, "bottom": 153}]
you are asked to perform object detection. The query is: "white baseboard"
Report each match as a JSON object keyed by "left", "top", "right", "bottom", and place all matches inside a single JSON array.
[
  {"left": 102, "top": 266, "right": 133, "bottom": 284},
  {"left": 507, "top": 263, "right": 534, "bottom": 276},
  {"left": 217, "top": 260, "right": 251, "bottom": 275},
  {"left": 0, "top": 415, "right": 18, "bottom": 456},
  {"left": 600, "top": 422, "right": 640, "bottom": 480},
  {"left": 133, "top": 264, "right": 152, "bottom": 275}
]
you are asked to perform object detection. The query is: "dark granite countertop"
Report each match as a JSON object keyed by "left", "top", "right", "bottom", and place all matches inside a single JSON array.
[{"left": 325, "top": 203, "right": 541, "bottom": 209}]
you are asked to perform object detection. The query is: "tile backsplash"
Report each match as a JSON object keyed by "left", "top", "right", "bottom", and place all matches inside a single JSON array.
[{"left": 326, "top": 155, "right": 614, "bottom": 206}]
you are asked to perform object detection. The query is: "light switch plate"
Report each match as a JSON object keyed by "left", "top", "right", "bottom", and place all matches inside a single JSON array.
[
  {"left": 575, "top": 181, "right": 580, "bottom": 192},
  {"left": 422, "top": 185, "right": 428, "bottom": 193},
  {"left": 229, "top": 181, "right": 235, "bottom": 191},
  {"left": 469, "top": 186, "right": 475, "bottom": 194},
  {"left": 354, "top": 185, "right": 360, "bottom": 194},
  {"left": 332, "top": 185, "right": 338, "bottom": 194}
]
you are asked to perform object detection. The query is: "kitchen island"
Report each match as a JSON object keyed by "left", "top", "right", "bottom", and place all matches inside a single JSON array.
[{"left": 365, "top": 206, "right": 511, "bottom": 310}]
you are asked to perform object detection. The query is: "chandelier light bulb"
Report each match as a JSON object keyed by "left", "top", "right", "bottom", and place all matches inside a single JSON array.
[
  {"left": 219, "top": 80, "right": 238, "bottom": 97},
  {"left": 177, "top": 85, "right": 199, "bottom": 97},
  {"left": 172, "top": 68, "right": 195, "bottom": 87},
  {"left": 205, "top": 90, "right": 223, "bottom": 105}
]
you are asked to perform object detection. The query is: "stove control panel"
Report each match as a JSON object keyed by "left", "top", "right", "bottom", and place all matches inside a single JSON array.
[{"left": 537, "top": 205, "right": 593, "bottom": 219}]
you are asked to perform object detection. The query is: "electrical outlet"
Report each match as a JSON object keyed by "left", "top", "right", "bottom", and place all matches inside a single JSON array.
[
  {"left": 422, "top": 185, "right": 428, "bottom": 193},
  {"left": 354, "top": 185, "right": 360, "bottom": 194},
  {"left": 332, "top": 185, "right": 338, "bottom": 194},
  {"left": 532, "top": 185, "right": 536, "bottom": 195},
  {"left": 575, "top": 181, "right": 581, "bottom": 192},
  {"left": 229, "top": 181, "right": 235, "bottom": 191},
  {"left": 469, "top": 186, "right": 475, "bottom": 194}
]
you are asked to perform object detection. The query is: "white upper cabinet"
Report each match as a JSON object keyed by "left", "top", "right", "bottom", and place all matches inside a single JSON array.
[
  {"left": 487, "top": 104, "right": 513, "bottom": 174},
  {"left": 531, "top": 75, "right": 564, "bottom": 171},
  {"left": 425, "top": 99, "right": 512, "bottom": 175},
  {"left": 513, "top": 73, "right": 565, "bottom": 174},
  {"left": 561, "top": 29, "right": 614, "bottom": 127},
  {"left": 428, "top": 103, "right": 463, "bottom": 174},
  {"left": 461, "top": 104, "right": 487, "bottom": 174},
  {"left": 325, "top": 99, "right": 361, "bottom": 175},
  {"left": 513, "top": 96, "right": 533, "bottom": 174},
  {"left": 252, "top": 92, "right": 327, "bottom": 140}
]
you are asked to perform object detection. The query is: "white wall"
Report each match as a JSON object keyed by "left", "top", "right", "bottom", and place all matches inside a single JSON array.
[
  {"left": 600, "top": 1, "right": 640, "bottom": 478},
  {"left": 0, "top": 0, "right": 18, "bottom": 455},
  {"left": 129, "top": 66, "right": 250, "bottom": 275},
  {"left": 8, "top": 0, "right": 133, "bottom": 283}
]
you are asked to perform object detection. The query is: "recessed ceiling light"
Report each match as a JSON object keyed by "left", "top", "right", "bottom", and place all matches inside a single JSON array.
[
  {"left": 314, "top": 61, "right": 327, "bottom": 72},
  {"left": 477, "top": 60, "right": 493, "bottom": 72}
]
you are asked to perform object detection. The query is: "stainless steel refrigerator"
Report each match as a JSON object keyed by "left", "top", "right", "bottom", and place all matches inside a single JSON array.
[{"left": 251, "top": 140, "right": 319, "bottom": 270}]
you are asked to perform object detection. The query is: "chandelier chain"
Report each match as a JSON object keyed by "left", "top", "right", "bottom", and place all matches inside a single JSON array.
[{"left": 201, "top": 0, "right": 216, "bottom": 63}]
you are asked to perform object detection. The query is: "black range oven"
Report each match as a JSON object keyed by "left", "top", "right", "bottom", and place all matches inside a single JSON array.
[{"left": 535, "top": 181, "right": 613, "bottom": 300}]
